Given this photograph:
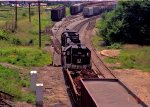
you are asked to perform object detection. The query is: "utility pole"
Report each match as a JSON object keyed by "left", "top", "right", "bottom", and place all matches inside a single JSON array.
[
  {"left": 29, "top": 2, "right": 31, "bottom": 22},
  {"left": 15, "top": 1, "right": 17, "bottom": 30},
  {"left": 38, "top": 1, "right": 41, "bottom": 48}
]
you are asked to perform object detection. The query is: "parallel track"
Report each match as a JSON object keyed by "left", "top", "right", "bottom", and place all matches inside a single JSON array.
[
  {"left": 52, "top": 13, "right": 116, "bottom": 79},
  {"left": 85, "top": 19, "right": 116, "bottom": 79}
]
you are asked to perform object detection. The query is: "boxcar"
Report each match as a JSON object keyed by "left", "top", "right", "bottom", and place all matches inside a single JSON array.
[
  {"left": 51, "top": 6, "right": 66, "bottom": 21},
  {"left": 93, "top": 6, "right": 100, "bottom": 16},
  {"left": 70, "top": 4, "right": 83, "bottom": 15},
  {"left": 83, "top": 7, "right": 93, "bottom": 18}
]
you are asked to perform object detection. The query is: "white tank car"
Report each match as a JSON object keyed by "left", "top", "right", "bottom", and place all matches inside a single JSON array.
[{"left": 83, "top": 7, "right": 93, "bottom": 17}]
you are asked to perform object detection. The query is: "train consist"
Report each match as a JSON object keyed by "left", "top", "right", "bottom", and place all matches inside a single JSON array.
[
  {"left": 60, "top": 30, "right": 147, "bottom": 107},
  {"left": 51, "top": 6, "right": 66, "bottom": 21},
  {"left": 61, "top": 30, "right": 91, "bottom": 70},
  {"left": 51, "top": 2, "right": 147, "bottom": 107},
  {"left": 83, "top": 5, "right": 115, "bottom": 17},
  {"left": 50, "top": 1, "right": 117, "bottom": 21},
  {"left": 70, "top": 3, "right": 84, "bottom": 15}
]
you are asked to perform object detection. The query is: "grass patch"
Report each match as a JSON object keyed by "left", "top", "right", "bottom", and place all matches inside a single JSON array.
[
  {"left": 95, "top": 19, "right": 101, "bottom": 29},
  {"left": 66, "top": 7, "right": 70, "bottom": 16},
  {"left": 0, "top": 6, "right": 53, "bottom": 67},
  {"left": 0, "top": 6, "right": 53, "bottom": 104},
  {"left": 0, "top": 65, "right": 35, "bottom": 103},
  {"left": 92, "top": 34, "right": 104, "bottom": 50},
  {"left": 94, "top": 20, "right": 150, "bottom": 72},
  {"left": 104, "top": 46, "right": 150, "bottom": 72},
  {"left": 107, "top": 43, "right": 122, "bottom": 49},
  {"left": 0, "top": 46, "right": 52, "bottom": 67},
  {"left": 0, "top": 6, "right": 52, "bottom": 47}
]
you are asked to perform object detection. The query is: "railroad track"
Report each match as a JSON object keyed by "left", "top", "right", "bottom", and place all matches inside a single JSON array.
[
  {"left": 52, "top": 14, "right": 116, "bottom": 79},
  {"left": 54, "top": 14, "right": 84, "bottom": 36},
  {"left": 51, "top": 14, "right": 85, "bottom": 66},
  {"left": 84, "top": 19, "right": 116, "bottom": 79}
]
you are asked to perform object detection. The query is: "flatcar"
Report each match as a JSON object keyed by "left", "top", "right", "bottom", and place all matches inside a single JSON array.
[
  {"left": 70, "top": 3, "right": 84, "bottom": 15},
  {"left": 51, "top": 6, "right": 66, "bottom": 21}
]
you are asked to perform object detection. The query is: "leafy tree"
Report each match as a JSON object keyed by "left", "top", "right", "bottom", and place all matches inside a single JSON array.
[{"left": 99, "top": 1, "right": 150, "bottom": 45}]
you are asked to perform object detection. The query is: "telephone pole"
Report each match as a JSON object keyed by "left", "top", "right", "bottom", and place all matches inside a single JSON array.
[
  {"left": 29, "top": 2, "right": 31, "bottom": 22},
  {"left": 15, "top": 1, "right": 17, "bottom": 30},
  {"left": 38, "top": 1, "right": 41, "bottom": 48}
]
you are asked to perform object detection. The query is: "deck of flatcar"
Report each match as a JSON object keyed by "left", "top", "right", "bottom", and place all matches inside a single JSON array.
[{"left": 81, "top": 79, "right": 146, "bottom": 107}]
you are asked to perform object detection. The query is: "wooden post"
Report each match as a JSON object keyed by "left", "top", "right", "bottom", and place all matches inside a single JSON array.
[
  {"left": 15, "top": 1, "right": 17, "bottom": 30},
  {"left": 29, "top": 2, "right": 31, "bottom": 22},
  {"left": 38, "top": 1, "right": 41, "bottom": 48}
]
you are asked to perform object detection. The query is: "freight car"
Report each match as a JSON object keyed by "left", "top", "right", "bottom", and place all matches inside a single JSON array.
[
  {"left": 83, "top": 4, "right": 116, "bottom": 18},
  {"left": 51, "top": 6, "right": 66, "bottom": 21},
  {"left": 61, "top": 30, "right": 91, "bottom": 70},
  {"left": 80, "top": 79, "right": 147, "bottom": 107},
  {"left": 64, "top": 67, "right": 148, "bottom": 107},
  {"left": 70, "top": 3, "right": 84, "bottom": 15}
]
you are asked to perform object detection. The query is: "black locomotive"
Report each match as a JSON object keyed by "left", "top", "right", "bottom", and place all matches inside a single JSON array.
[
  {"left": 51, "top": 6, "right": 66, "bottom": 21},
  {"left": 61, "top": 30, "right": 91, "bottom": 70}
]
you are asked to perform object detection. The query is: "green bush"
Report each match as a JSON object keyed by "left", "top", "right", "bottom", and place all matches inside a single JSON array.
[
  {"left": 11, "top": 37, "right": 22, "bottom": 45},
  {"left": 107, "top": 43, "right": 122, "bottom": 49},
  {"left": 99, "top": 1, "right": 150, "bottom": 45},
  {"left": 22, "top": 13, "right": 27, "bottom": 17},
  {"left": 0, "top": 30, "right": 9, "bottom": 40}
]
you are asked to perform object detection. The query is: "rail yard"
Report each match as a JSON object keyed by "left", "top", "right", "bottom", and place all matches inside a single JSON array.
[{"left": 0, "top": 1, "right": 150, "bottom": 107}]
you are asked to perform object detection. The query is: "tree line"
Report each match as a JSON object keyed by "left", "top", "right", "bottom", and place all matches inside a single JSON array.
[{"left": 99, "top": 0, "right": 150, "bottom": 45}]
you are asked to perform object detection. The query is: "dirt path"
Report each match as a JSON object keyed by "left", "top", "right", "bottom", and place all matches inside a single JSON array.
[
  {"left": 36, "top": 45, "right": 72, "bottom": 107},
  {"left": 34, "top": 65, "right": 71, "bottom": 107}
]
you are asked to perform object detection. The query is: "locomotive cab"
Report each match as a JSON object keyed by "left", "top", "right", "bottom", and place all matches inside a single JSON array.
[{"left": 62, "top": 44, "right": 91, "bottom": 70}]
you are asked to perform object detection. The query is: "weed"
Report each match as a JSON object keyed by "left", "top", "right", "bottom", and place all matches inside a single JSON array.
[{"left": 0, "top": 65, "right": 35, "bottom": 103}]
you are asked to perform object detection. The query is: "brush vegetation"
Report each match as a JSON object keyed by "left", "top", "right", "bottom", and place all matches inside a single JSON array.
[
  {"left": 0, "top": 65, "right": 35, "bottom": 103},
  {"left": 94, "top": 1, "right": 150, "bottom": 72},
  {"left": 0, "top": 5, "right": 53, "bottom": 104},
  {"left": 99, "top": 1, "right": 150, "bottom": 45}
]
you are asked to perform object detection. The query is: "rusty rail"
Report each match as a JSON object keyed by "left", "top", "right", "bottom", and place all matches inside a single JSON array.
[{"left": 0, "top": 91, "right": 14, "bottom": 107}]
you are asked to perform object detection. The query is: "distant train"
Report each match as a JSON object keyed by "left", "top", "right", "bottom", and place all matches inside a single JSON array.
[
  {"left": 61, "top": 30, "right": 91, "bottom": 70},
  {"left": 50, "top": 2, "right": 117, "bottom": 21},
  {"left": 83, "top": 5, "right": 116, "bottom": 18},
  {"left": 70, "top": 3, "right": 84, "bottom": 15},
  {"left": 70, "top": 1, "right": 117, "bottom": 16},
  {"left": 51, "top": 6, "right": 66, "bottom": 21}
]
